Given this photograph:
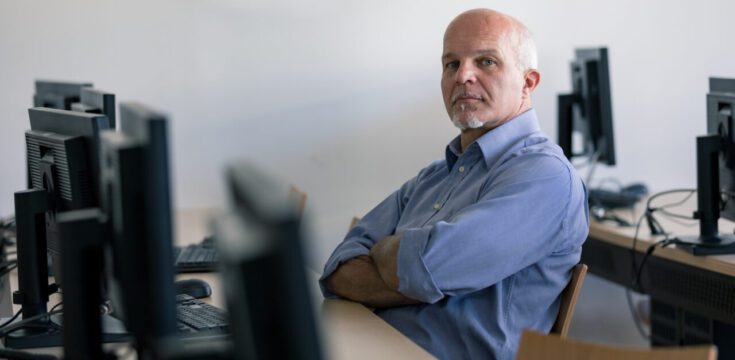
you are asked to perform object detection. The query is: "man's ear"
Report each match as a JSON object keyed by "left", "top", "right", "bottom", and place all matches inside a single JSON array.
[{"left": 522, "top": 69, "right": 541, "bottom": 98}]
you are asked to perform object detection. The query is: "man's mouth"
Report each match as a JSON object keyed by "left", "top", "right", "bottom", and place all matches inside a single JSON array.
[{"left": 452, "top": 93, "right": 483, "bottom": 105}]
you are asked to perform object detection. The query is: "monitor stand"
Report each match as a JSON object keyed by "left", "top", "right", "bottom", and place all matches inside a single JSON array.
[
  {"left": 3, "top": 313, "right": 129, "bottom": 349},
  {"left": 675, "top": 134, "right": 735, "bottom": 255}
]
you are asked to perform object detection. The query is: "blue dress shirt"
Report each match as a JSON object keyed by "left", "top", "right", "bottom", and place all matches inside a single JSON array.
[{"left": 320, "top": 109, "right": 589, "bottom": 360}]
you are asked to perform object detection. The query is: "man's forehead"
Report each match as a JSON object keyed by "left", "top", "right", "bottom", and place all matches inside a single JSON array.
[{"left": 442, "top": 48, "right": 503, "bottom": 60}]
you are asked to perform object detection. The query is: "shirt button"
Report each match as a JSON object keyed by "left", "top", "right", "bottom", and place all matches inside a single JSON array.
[
  {"left": 433, "top": 203, "right": 441, "bottom": 210},
  {"left": 458, "top": 166, "right": 465, "bottom": 173}
]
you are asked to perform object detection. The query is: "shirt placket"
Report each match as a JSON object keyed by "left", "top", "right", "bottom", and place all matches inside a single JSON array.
[{"left": 423, "top": 150, "right": 478, "bottom": 226}]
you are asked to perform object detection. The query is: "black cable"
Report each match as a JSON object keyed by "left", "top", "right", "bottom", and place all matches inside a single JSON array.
[
  {"left": 625, "top": 188, "right": 697, "bottom": 340},
  {"left": 0, "top": 307, "right": 22, "bottom": 330},
  {"left": 0, "top": 263, "right": 18, "bottom": 278},
  {"left": 49, "top": 302, "right": 63, "bottom": 314},
  {"left": 646, "top": 189, "right": 696, "bottom": 211},
  {"left": 0, "top": 309, "right": 63, "bottom": 338},
  {"left": 657, "top": 209, "right": 699, "bottom": 221},
  {"left": 625, "top": 288, "right": 650, "bottom": 339},
  {"left": 629, "top": 212, "right": 648, "bottom": 290}
]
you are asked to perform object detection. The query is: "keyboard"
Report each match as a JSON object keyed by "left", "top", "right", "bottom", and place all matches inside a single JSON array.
[
  {"left": 589, "top": 188, "right": 642, "bottom": 209},
  {"left": 174, "top": 237, "right": 218, "bottom": 273},
  {"left": 176, "top": 294, "right": 229, "bottom": 334}
]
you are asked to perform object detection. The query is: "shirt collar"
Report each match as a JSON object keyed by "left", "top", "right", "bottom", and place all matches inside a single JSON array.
[{"left": 444, "top": 109, "right": 541, "bottom": 170}]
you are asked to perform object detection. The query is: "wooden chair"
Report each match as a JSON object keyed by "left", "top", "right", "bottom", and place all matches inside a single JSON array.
[
  {"left": 551, "top": 263, "right": 588, "bottom": 338},
  {"left": 516, "top": 330, "right": 717, "bottom": 360},
  {"left": 288, "top": 185, "right": 308, "bottom": 218},
  {"left": 348, "top": 216, "right": 361, "bottom": 230}
]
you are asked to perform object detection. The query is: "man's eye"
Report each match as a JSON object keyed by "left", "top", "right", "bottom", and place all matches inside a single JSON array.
[
  {"left": 481, "top": 59, "right": 496, "bottom": 66},
  {"left": 445, "top": 61, "right": 459, "bottom": 70}
]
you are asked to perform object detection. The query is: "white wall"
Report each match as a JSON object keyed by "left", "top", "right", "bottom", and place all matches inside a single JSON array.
[{"left": 2, "top": 0, "right": 734, "bottom": 269}]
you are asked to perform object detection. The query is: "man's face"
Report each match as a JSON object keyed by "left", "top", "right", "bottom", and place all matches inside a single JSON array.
[{"left": 441, "top": 16, "right": 528, "bottom": 131}]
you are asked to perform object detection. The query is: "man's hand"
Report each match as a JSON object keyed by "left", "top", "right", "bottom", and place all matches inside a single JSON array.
[
  {"left": 370, "top": 234, "right": 401, "bottom": 290},
  {"left": 325, "top": 255, "right": 419, "bottom": 308}
]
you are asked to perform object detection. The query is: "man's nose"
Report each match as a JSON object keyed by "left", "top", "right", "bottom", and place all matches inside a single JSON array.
[{"left": 456, "top": 63, "right": 477, "bottom": 84}]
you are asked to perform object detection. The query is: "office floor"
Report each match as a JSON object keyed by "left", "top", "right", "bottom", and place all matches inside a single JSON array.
[{"left": 568, "top": 274, "right": 649, "bottom": 347}]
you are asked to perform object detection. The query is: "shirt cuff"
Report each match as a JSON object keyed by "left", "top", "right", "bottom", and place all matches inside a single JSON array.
[
  {"left": 319, "top": 240, "right": 370, "bottom": 299},
  {"left": 396, "top": 227, "right": 443, "bottom": 303}
]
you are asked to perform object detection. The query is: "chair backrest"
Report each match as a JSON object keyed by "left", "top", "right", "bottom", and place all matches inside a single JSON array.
[
  {"left": 288, "top": 185, "right": 308, "bottom": 219},
  {"left": 349, "top": 216, "right": 360, "bottom": 230},
  {"left": 551, "top": 263, "right": 588, "bottom": 338},
  {"left": 516, "top": 330, "right": 717, "bottom": 360}
]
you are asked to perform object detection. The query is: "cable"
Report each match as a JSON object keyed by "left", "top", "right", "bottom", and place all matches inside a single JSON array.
[
  {"left": 625, "top": 188, "right": 697, "bottom": 340},
  {"left": 594, "top": 177, "right": 625, "bottom": 191},
  {"left": 0, "top": 309, "right": 63, "bottom": 338},
  {"left": 49, "top": 302, "right": 63, "bottom": 314},
  {"left": 646, "top": 189, "right": 696, "bottom": 211},
  {"left": 0, "top": 263, "right": 18, "bottom": 278},
  {"left": 584, "top": 149, "right": 602, "bottom": 192},
  {"left": 0, "top": 308, "right": 22, "bottom": 330},
  {"left": 625, "top": 288, "right": 650, "bottom": 339}
]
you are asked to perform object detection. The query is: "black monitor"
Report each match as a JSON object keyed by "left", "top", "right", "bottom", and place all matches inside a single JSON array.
[
  {"left": 676, "top": 78, "right": 735, "bottom": 255},
  {"left": 212, "top": 161, "right": 323, "bottom": 360},
  {"left": 33, "top": 80, "right": 92, "bottom": 110},
  {"left": 9, "top": 108, "right": 111, "bottom": 348},
  {"left": 27, "top": 108, "right": 109, "bottom": 259},
  {"left": 558, "top": 47, "right": 615, "bottom": 166},
  {"left": 71, "top": 87, "right": 117, "bottom": 129},
  {"left": 100, "top": 102, "right": 177, "bottom": 357}
]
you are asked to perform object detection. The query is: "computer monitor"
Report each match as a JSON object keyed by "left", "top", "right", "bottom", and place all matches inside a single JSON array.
[
  {"left": 71, "top": 87, "right": 117, "bottom": 129},
  {"left": 676, "top": 77, "right": 735, "bottom": 255},
  {"left": 212, "top": 161, "right": 323, "bottom": 360},
  {"left": 27, "top": 108, "right": 109, "bottom": 261},
  {"left": 33, "top": 80, "right": 92, "bottom": 110},
  {"left": 558, "top": 47, "right": 615, "bottom": 166},
  {"left": 100, "top": 102, "right": 177, "bottom": 357},
  {"left": 9, "top": 108, "right": 111, "bottom": 348}
]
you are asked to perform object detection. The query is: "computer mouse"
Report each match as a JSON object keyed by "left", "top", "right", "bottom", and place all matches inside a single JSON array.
[
  {"left": 174, "top": 278, "right": 212, "bottom": 299},
  {"left": 622, "top": 183, "right": 649, "bottom": 198}
]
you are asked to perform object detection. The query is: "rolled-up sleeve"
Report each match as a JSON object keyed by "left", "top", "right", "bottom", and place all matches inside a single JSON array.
[{"left": 395, "top": 153, "right": 578, "bottom": 303}]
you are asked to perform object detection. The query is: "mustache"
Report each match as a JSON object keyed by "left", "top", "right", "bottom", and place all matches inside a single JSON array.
[{"left": 451, "top": 91, "right": 484, "bottom": 104}]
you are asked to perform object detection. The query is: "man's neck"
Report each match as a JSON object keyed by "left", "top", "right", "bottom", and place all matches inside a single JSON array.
[
  {"left": 459, "top": 128, "right": 491, "bottom": 153},
  {"left": 458, "top": 104, "right": 531, "bottom": 152}
]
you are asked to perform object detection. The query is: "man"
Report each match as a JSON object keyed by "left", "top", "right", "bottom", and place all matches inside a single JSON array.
[{"left": 320, "top": 8, "right": 588, "bottom": 360}]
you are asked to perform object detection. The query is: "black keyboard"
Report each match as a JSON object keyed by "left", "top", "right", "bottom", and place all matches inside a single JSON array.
[
  {"left": 174, "top": 237, "right": 218, "bottom": 273},
  {"left": 589, "top": 188, "right": 642, "bottom": 209},
  {"left": 176, "top": 294, "right": 228, "bottom": 334}
]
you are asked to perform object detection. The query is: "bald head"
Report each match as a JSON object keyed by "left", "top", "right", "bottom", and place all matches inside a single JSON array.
[
  {"left": 445, "top": 9, "right": 537, "bottom": 71},
  {"left": 440, "top": 8, "right": 541, "bottom": 139}
]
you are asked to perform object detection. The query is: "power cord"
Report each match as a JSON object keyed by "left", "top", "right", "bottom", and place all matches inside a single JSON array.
[
  {"left": 626, "top": 189, "right": 697, "bottom": 340},
  {"left": 0, "top": 309, "right": 63, "bottom": 338},
  {"left": 0, "top": 308, "right": 23, "bottom": 330}
]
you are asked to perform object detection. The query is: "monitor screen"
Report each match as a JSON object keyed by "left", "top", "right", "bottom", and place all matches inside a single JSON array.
[
  {"left": 707, "top": 77, "right": 735, "bottom": 222},
  {"left": 33, "top": 80, "right": 92, "bottom": 110},
  {"left": 26, "top": 107, "right": 110, "bottom": 256},
  {"left": 675, "top": 77, "right": 735, "bottom": 255},
  {"left": 100, "top": 102, "right": 177, "bottom": 355},
  {"left": 213, "top": 161, "right": 323, "bottom": 360},
  {"left": 558, "top": 47, "right": 615, "bottom": 166},
  {"left": 8, "top": 108, "right": 110, "bottom": 348}
]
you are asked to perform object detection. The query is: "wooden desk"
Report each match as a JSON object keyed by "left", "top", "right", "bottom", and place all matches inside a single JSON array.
[
  {"left": 174, "top": 208, "right": 435, "bottom": 360},
  {"left": 581, "top": 205, "right": 735, "bottom": 358},
  {"left": 2, "top": 209, "right": 433, "bottom": 359}
]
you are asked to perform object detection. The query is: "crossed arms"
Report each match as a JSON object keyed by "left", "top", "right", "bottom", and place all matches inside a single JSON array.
[{"left": 325, "top": 234, "right": 422, "bottom": 308}]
